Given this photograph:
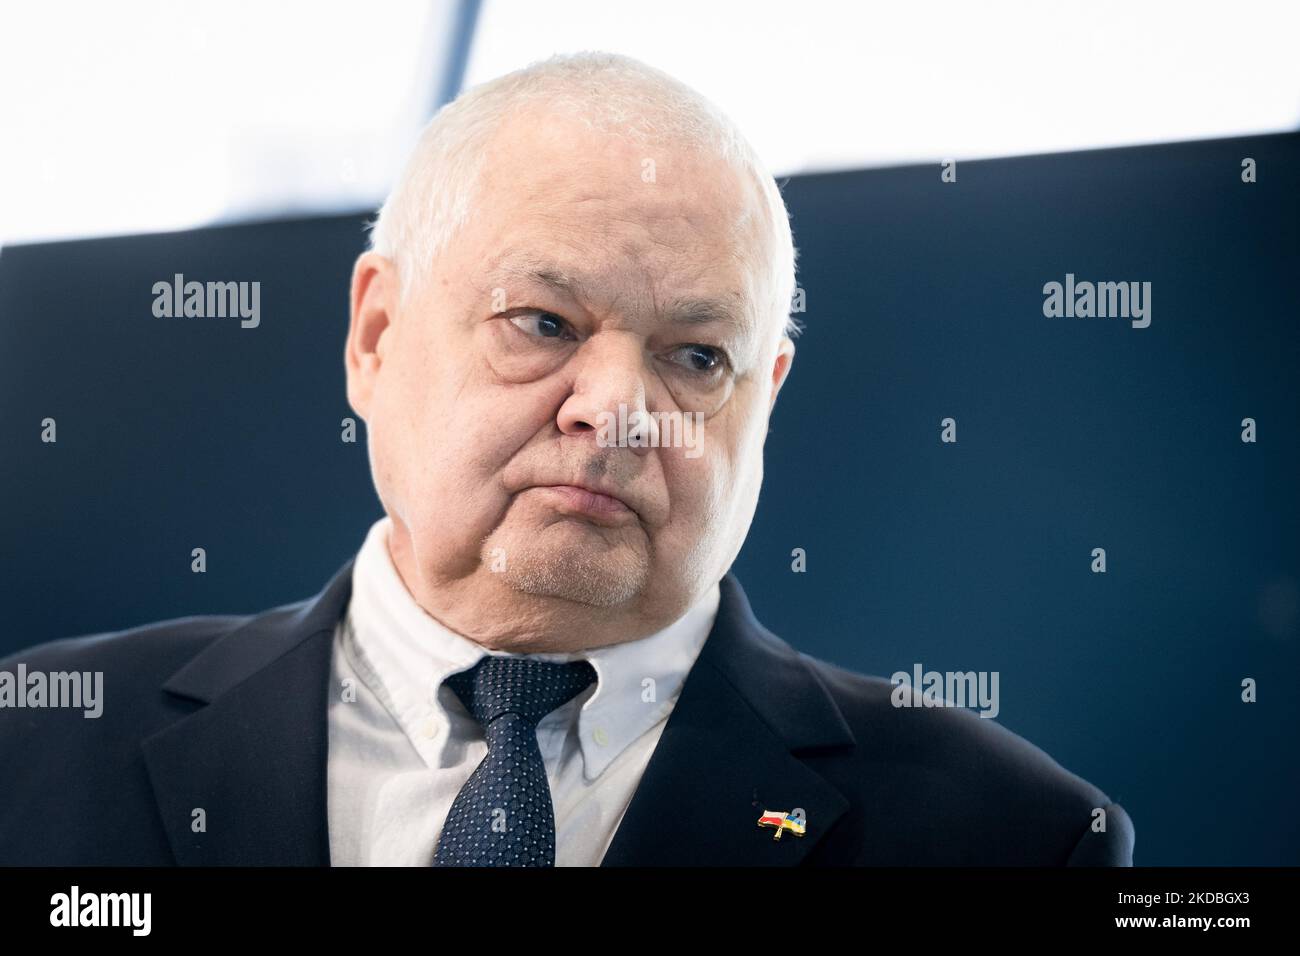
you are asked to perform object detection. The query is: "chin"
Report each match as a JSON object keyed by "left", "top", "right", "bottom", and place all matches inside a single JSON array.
[{"left": 487, "top": 528, "right": 651, "bottom": 609}]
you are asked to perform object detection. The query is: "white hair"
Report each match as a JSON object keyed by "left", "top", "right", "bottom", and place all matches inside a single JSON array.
[{"left": 367, "top": 50, "right": 801, "bottom": 340}]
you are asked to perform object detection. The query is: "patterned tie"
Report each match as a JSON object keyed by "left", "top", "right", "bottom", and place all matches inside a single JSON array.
[{"left": 432, "top": 655, "right": 597, "bottom": 867}]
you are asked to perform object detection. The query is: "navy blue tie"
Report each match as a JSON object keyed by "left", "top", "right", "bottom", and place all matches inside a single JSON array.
[{"left": 432, "top": 655, "right": 597, "bottom": 867}]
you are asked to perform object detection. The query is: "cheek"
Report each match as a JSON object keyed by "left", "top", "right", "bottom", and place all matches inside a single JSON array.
[
  {"left": 371, "top": 371, "right": 437, "bottom": 487},
  {"left": 365, "top": 344, "right": 462, "bottom": 516},
  {"left": 374, "top": 372, "right": 559, "bottom": 519},
  {"left": 687, "top": 407, "right": 767, "bottom": 534},
  {"left": 660, "top": 443, "right": 732, "bottom": 531}
]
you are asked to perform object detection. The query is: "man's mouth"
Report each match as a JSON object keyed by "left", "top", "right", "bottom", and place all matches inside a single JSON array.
[{"left": 530, "top": 483, "right": 638, "bottom": 525}]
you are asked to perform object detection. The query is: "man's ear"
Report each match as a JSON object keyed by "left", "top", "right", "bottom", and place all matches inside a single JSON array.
[
  {"left": 345, "top": 251, "right": 398, "bottom": 420},
  {"left": 768, "top": 335, "right": 796, "bottom": 413}
]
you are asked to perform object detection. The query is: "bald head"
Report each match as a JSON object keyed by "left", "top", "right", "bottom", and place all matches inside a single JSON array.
[{"left": 368, "top": 51, "right": 799, "bottom": 346}]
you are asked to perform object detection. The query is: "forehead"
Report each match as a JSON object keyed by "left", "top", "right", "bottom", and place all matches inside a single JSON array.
[{"left": 459, "top": 106, "right": 773, "bottom": 326}]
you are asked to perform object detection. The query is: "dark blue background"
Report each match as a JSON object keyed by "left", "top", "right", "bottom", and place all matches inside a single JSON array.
[{"left": 2, "top": 131, "right": 1296, "bottom": 865}]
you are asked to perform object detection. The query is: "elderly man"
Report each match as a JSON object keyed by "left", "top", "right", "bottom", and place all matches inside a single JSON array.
[{"left": 0, "top": 52, "right": 1133, "bottom": 866}]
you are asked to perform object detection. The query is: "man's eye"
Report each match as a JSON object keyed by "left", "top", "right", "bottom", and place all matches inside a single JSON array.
[
  {"left": 669, "top": 344, "right": 727, "bottom": 374},
  {"left": 508, "top": 312, "right": 576, "bottom": 340}
]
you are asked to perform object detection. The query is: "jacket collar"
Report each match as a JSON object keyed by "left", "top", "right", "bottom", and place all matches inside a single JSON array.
[
  {"left": 141, "top": 559, "right": 855, "bottom": 866},
  {"left": 599, "top": 570, "right": 856, "bottom": 865}
]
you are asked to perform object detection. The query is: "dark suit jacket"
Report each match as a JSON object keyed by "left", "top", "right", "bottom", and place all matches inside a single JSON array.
[{"left": 0, "top": 561, "right": 1133, "bottom": 865}]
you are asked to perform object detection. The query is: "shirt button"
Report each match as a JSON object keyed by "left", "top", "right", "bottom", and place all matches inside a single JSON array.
[
  {"left": 593, "top": 726, "right": 609, "bottom": 746},
  {"left": 421, "top": 717, "right": 438, "bottom": 739}
]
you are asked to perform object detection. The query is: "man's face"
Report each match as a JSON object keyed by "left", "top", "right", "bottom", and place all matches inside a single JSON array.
[{"left": 347, "top": 105, "right": 794, "bottom": 648}]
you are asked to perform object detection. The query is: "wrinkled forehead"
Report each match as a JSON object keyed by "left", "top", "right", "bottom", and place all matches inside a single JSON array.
[{"left": 463, "top": 105, "right": 779, "bottom": 338}]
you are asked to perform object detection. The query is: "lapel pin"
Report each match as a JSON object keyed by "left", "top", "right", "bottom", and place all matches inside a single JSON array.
[{"left": 757, "top": 808, "right": 807, "bottom": 841}]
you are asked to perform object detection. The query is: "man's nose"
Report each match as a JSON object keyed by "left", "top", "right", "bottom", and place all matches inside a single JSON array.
[{"left": 556, "top": 332, "right": 658, "bottom": 455}]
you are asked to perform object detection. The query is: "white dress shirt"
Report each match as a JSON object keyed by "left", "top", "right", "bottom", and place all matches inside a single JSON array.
[{"left": 326, "top": 517, "right": 720, "bottom": 866}]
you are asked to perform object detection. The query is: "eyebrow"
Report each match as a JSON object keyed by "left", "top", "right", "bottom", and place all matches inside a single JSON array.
[
  {"left": 488, "top": 256, "right": 750, "bottom": 334},
  {"left": 490, "top": 258, "right": 587, "bottom": 300},
  {"left": 663, "top": 295, "right": 748, "bottom": 334}
]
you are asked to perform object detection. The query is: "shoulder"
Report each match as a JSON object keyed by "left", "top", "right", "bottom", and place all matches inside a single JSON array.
[
  {"left": 0, "top": 602, "right": 322, "bottom": 864},
  {"left": 0, "top": 590, "right": 332, "bottom": 730},
  {"left": 801, "top": 654, "right": 1085, "bottom": 785},
  {"left": 1, "top": 612, "right": 251, "bottom": 679},
  {"left": 0, "top": 611, "right": 258, "bottom": 765},
  {"left": 793, "top": 652, "right": 1133, "bottom": 864}
]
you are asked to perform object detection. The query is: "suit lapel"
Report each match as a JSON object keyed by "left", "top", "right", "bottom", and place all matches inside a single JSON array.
[
  {"left": 601, "top": 574, "right": 856, "bottom": 866},
  {"left": 141, "top": 560, "right": 355, "bottom": 865}
]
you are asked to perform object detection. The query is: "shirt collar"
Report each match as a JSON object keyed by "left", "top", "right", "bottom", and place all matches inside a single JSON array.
[{"left": 343, "top": 516, "right": 719, "bottom": 781}]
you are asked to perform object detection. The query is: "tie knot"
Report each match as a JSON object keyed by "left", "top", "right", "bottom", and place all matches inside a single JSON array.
[{"left": 444, "top": 655, "right": 596, "bottom": 730}]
